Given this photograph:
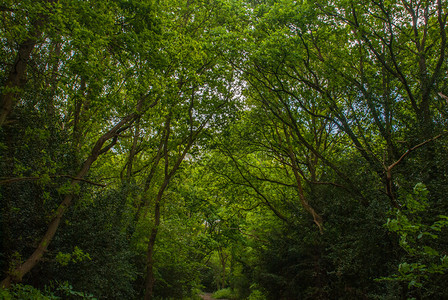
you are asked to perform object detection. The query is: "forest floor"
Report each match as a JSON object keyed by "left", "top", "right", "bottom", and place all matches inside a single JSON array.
[
  {"left": 199, "top": 293, "right": 214, "bottom": 300},
  {"left": 200, "top": 293, "right": 227, "bottom": 300}
]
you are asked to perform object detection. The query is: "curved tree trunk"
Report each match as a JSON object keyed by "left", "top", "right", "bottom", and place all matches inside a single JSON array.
[{"left": 0, "top": 113, "right": 137, "bottom": 288}]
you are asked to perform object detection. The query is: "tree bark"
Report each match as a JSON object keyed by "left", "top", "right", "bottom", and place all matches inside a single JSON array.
[
  {"left": 0, "top": 35, "right": 42, "bottom": 126},
  {"left": 144, "top": 182, "right": 166, "bottom": 300}
]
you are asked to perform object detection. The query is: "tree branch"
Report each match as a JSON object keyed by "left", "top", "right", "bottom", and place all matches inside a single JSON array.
[
  {"left": 439, "top": 92, "right": 448, "bottom": 104},
  {"left": 384, "top": 134, "right": 444, "bottom": 208},
  {"left": 387, "top": 134, "right": 443, "bottom": 172},
  {"left": 0, "top": 175, "right": 106, "bottom": 187}
]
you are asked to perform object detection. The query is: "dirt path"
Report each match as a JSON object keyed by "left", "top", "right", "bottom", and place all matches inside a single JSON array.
[
  {"left": 199, "top": 292, "right": 230, "bottom": 300},
  {"left": 199, "top": 293, "right": 216, "bottom": 300}
]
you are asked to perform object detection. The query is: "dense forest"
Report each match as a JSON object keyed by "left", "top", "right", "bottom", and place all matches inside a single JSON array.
[{"left": 0, "top": 0, "right": 447, "bottom": 299}]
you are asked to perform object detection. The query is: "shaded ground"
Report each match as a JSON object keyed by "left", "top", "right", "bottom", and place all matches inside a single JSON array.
[{"left": 200, "top": 293, "right": 229, "bottom": 300}]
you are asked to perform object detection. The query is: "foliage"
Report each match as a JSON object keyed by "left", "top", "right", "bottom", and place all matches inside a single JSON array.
[
  {"left": 383, "top": 183, "right": 448, "bottom": 293},
  {"left": 55, "top": 247, "right": 91, "bottom": 267},
  {"left": 0, "top": 282, "right": 95, "bottom": 300},
  {"left": 247, "top": 288, "right": 267, "bottom": 300},
  {"left": 51, "top": 281, "right": 97, "bottom": 300},
  {"left": 0, "top": 284, "right": 56, "bottom": 300},
  {"left": 45, "top": 189, "right": 138, "bottom": 299},
  {"left": 212, "top": 287, "right": 235, "bottom": 299}
]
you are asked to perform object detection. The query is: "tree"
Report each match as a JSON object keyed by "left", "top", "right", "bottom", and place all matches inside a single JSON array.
[{"left": 1, "top": 0, "right": 162, "bottom": 287}]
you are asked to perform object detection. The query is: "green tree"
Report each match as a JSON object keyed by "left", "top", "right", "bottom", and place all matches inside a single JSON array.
[{"left": 1, "top": 0, "right": 162, "bottom": 288}]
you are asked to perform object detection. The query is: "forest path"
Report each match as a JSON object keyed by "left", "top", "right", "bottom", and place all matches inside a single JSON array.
[
  {"left": 199, "top": 293, "right": 214, "bottom": 300},
  {"left": 200, "top": 293, "right": 228, "bottom": 300}
]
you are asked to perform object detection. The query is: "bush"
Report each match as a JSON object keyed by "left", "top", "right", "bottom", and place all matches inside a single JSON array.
[
  {"left": 212, "top": 287, "right": 234, "bottom": 299},
  {"left": 0, "top": 284, "right": 56, "bottom": 300},
  {"left": 247, "top": 289, "right": 266, "bottom": 300}
]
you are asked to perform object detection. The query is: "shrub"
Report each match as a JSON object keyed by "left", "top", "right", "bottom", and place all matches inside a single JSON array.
[{"left": 212, "top": 287, "right": 234, "bottom": 299}]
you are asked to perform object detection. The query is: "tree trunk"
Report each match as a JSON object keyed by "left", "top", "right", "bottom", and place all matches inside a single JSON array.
[
  {"left": 144, "top": 182, "right": 166, "bottom": 300},
  {"left": 144, "top": 131, "right": 196, "bottom": 299},
  {"left": 0, "top": 35, "right": 41, "bottom": 126},
  {"left": 218, "top": 247, "right": 227, "bottom": 289},
  {"left": 285, "top": 130, "right": 323, "bottom": 232},
  {"left": 0, "top": 113, "right": 137, "bottom": 287},
  {"left": 144, "top": 227, "right": 158, "bottom": 300},
  {"left": 0, "top": 0, "right": 55, "bottom": 126},
  {"left": 143, "top": 100, "right": 209, "bottom": 298}
]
